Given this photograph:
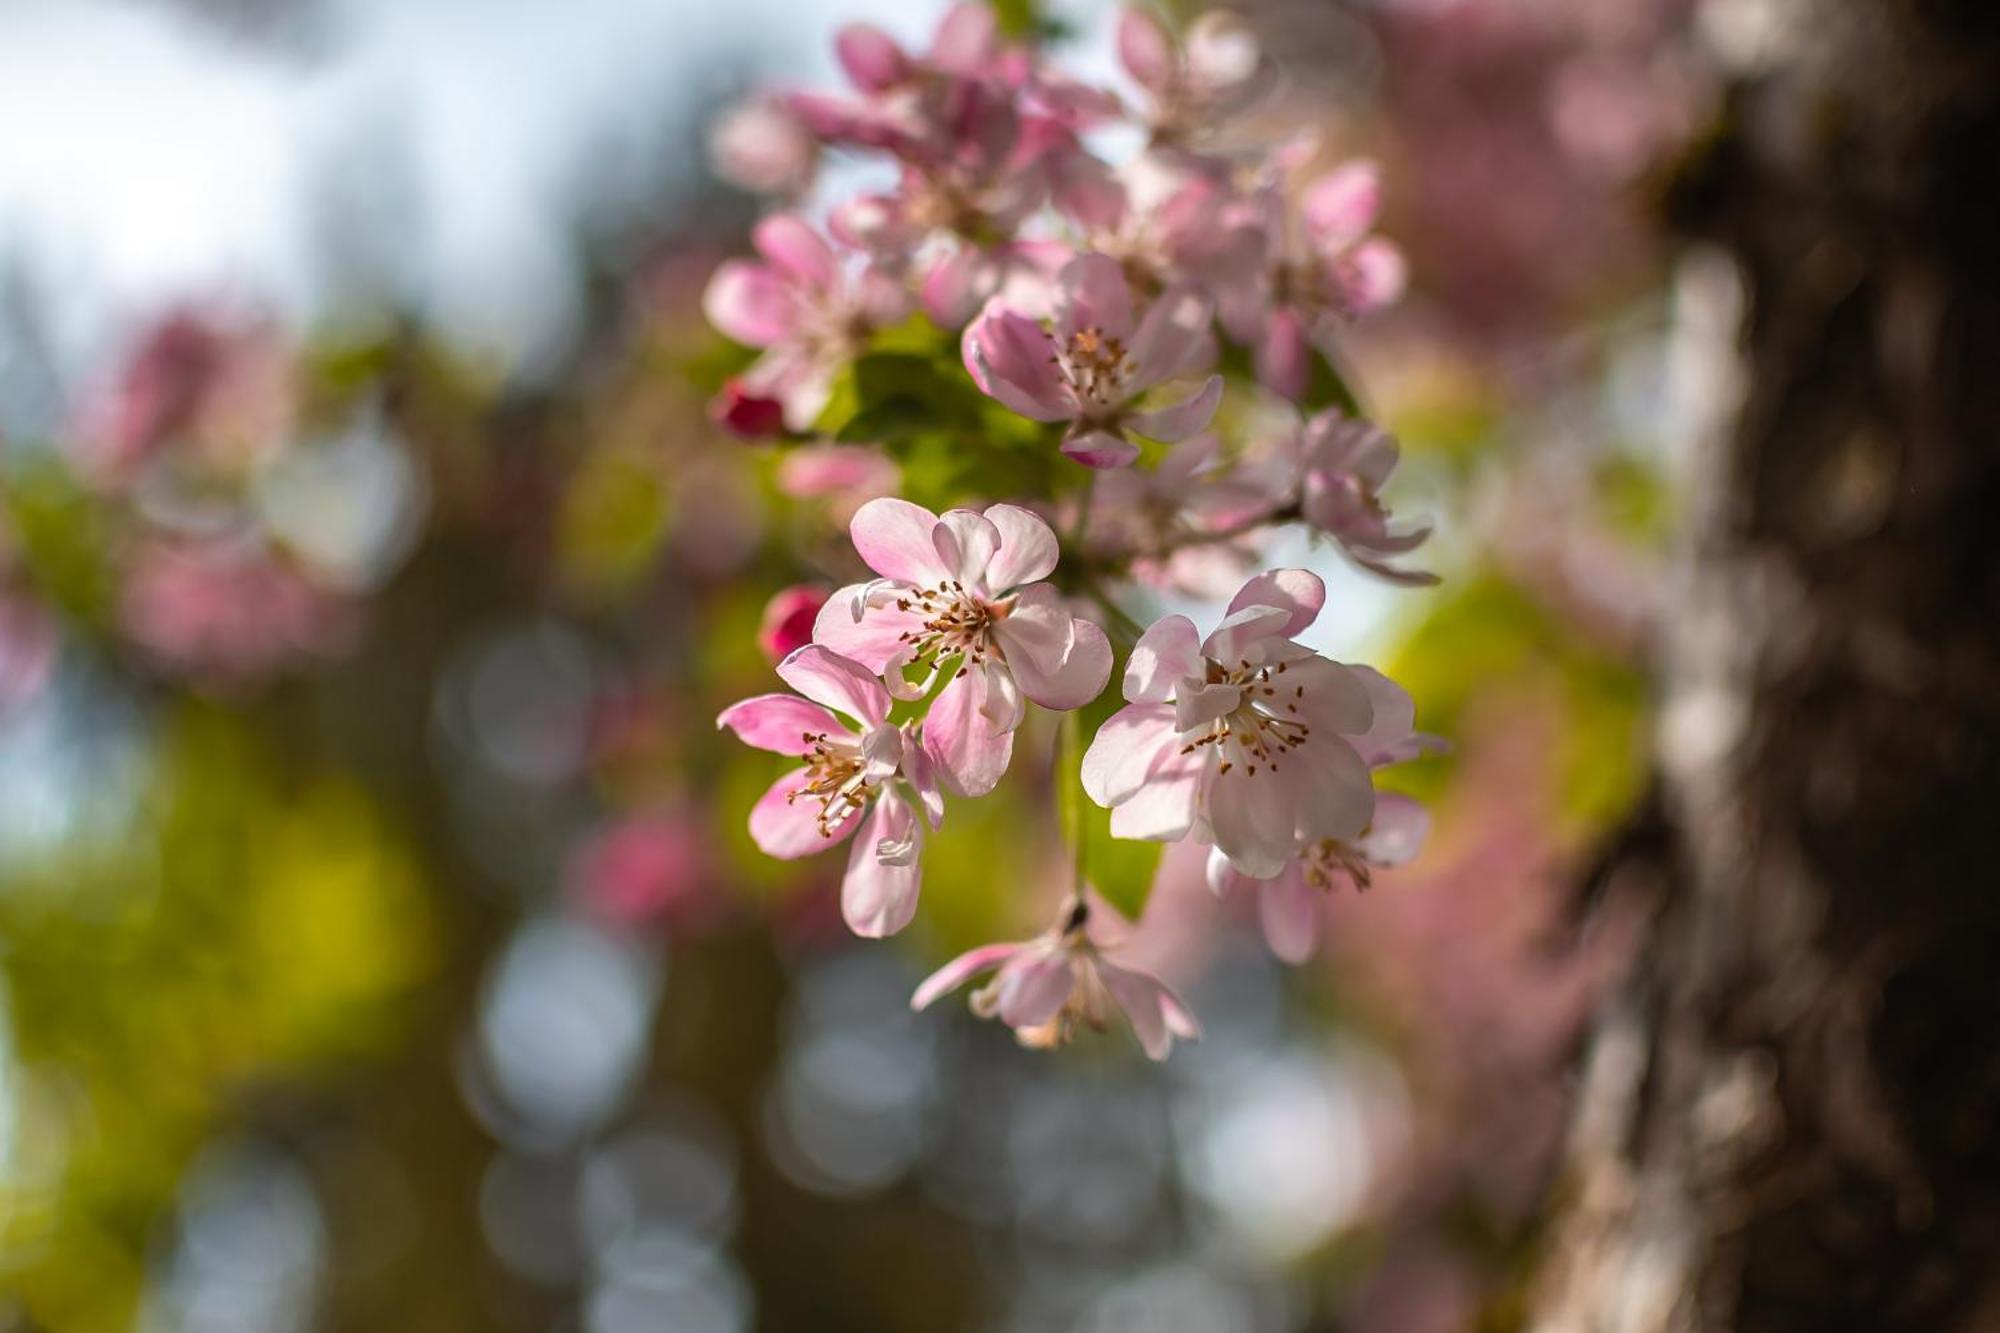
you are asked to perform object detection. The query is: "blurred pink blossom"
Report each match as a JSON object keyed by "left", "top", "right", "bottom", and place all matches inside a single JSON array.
[{"left": 757, "top": 584, "right": 830, "bottom": 663}]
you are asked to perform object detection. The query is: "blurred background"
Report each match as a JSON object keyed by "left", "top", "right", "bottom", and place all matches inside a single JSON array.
[{"left": 0, "top": 0, "right": 1720, "bottom": 1329}]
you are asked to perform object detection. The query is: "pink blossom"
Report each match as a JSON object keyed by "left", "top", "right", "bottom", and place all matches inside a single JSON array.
[
  {"left": 119, "top": 535, "right": 356, "bottom": 686},
  {"left": 963, "top": 253, "right": 1222, "bottom": 468},
  {"left": 1294, "top": 409, "right": 1437, "bottom": 585},
  {"left": 708, "top": 96, "right": 819, "bottom": 197},
  {"left": 757, "top": 585, "right": 830, "bottom": 663},
  {"left": 1205, "top": 665, "right": 1443, "bottom": 961},
  {"left": 1221, "top": 161, "right": 1408, "bottom": 401},
  {"left": 703, "top": 215, "right": 910, "bottom": 432},
  {"left": 773, "top": 443, "right": 898, "bottom": 505},
  {"left": 814, "top": 498, "right": 1111, "bottom": 796},
  {"left": 1082, "top": 168, "right": 1263, "bottom": 306},
  {"left": 910, "top": 899, "right": 1200, "bottom": 1059},
  {"left": 1081, "top": 569, "right": 1385, "bottom": 878},
  {"left": 565, "top": 811, "right": 714, "bottom": 930},
  {"left": 717, "top": 644, "right": 944, "bottom": 937},
  {"left": 709, "top": 381, "right": 788, "bottom": 440},
  {"left": 1116, "top": 6, "right": 1274, "bottom": 151}
]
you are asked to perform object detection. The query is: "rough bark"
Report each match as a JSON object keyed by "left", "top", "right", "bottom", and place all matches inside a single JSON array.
[{"left": 1530, "top": 2, "right": 2000, "bottom": 1329}]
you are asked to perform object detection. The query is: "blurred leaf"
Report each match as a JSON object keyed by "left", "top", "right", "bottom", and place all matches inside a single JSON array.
[{"left": 556, "top": 447, "right": 671, "bottom": 591}]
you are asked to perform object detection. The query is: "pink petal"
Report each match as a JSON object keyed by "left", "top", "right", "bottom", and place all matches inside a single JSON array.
[
  {"left": 1302, "top": 161, "right": 1382, "bottom": 249},
  {"left": 752, "top": 215, "right": 837, "bottom": 291},
  {"left": 1359, "top": 792, "right": 1430, "bottom": 867},
  {"left": 1226, "top": 568, "right": 1326, "bottom": 639},
  {"left": 834, "top": 23, "right": 911, "bottom": 92},
  {"left": 1096, "top": 960, "right": 1180, "bottom": 1059},
  {"left": 964, "top": 303, "right": 1071, "bottom": 421},
  {"left": 1124, "top": 614, "right": 1200, "bottom": 703},
  {"left": 934, "top": 509, "right": 1002, "bottom": 587},
  {"left": 1127, "top": 374, "right": 1222, "bottom": 443},
  {"left": 921, "top": 668, "right": 1015, "bottom": 797},
  {"left": 1343, "top": 664, "right": 1416, "bottom": 760},
  {"left": 920, "top": 247, "right": 987, "bottom": 329},
  {"left": 928, "top": 2, "right": 997, "bottom": 72},
  {"left": 1047, "top": 149, "right": 1128, "bottom": 234},
  {"left": 702, "top": 260, "right": 798, "bottom": 347},
  {"left": 810, "top": 583, "right": 923, "bottom": 674},
  {"left": 1008, "top": 615, "right": 1111, "bottom": 711},
  {"left": 1258, "top": 867, "right": 1321, "bottom": 963},
  {"left": 749, "top": 767, "right": 859, "bottom": 859},
  {"left": 842, "top": 795, "right": 923, "bottom": 937},
  {"left": 776, "top": 644, "right": 891, "bottom": 727},
  {"left": 849, "top": 496, "right": 951, "bottom": 585},
  {"left": 1199, "top": 603, "right": 1293, "bottom": 664},
  {"left": 1205, "top": 845, "right": 1246, "bottom": 898},
  {"left": 1081, "top": 702, "right": 1179, "bottom": 806},
  {"left": 911, "top": 941, "right": 1025, "bottom": 1010},
  {"left": 989, "top": 584, "right": 1075, "bottom": 676},
  {"left": 717, "top": 693, "right": 845, "bottom": 754},
  {"left": 1282, "top": 655, "right": 1376, "bottom": 737},
  {"left": 1174, "top": 680, "right": 1241, "bottom": 733},
  {"left": 994, "top": 947, "right": 1077, "bottom": 1028},
  {"left": 1061, "top": 428, "right": 1140, "bottom": 469},
  {"left": 982, "top": 503, "right": 1061, "bottom": 591},
  {"left": 1107, "top": 748, "right": 1207, "bottom": 841},
  {"left": 1210, "top": 765, "right": 1302, "bottom": 880},
  {"left": 1341, "top": 238, "right": 1407, "bottom": 314},
  {"left": 1055, "top": 253, "right": 1137, "bottom": 342},
  {"left": 1116, "top": 6, "right": 1176, "bottom": 93},
  {"left": 1289, "top": 729, "right": 1375, "bottom": 843},
  {"left": 902, "top": 732, "right": 947, "bottom": 831},
  {"left": 1125, "top": 286, "right": 1214, "bottom": 390},
  {"left": 1256, "top": 308, "right": 1312, "bottom": 403}
]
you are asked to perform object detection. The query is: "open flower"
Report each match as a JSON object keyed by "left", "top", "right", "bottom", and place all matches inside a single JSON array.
[
  {"left": 1206, "top": 665, "right": 1444, "bottom": 961},
  {"left": 1295, "top": 409, "right": 1436, "bottom": 585},
  {"left": 911, "top": 898, "right": 1200, "bottom": 1059},
  {"left": 1082, "top": 569, "right": 1384, "bottom": 878},
  {"left": 1221, "top": 160, "right": 1407, "bottom": 402},
  {"left": 703, "top": 215, "right": 909, "bottom": 432},
  {"left": 963, "top": 253, "right": 1221, "bottom": 468},
  {"left": 717, "top": 645, "right": 944, "bottom": 937},
  {"left": 814, "top": 498, "right": 1111, "bottom": 797}
]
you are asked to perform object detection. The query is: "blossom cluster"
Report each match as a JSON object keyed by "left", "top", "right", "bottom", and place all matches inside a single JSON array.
[{"left": 710, "top": 4, "right": 1444, "bottom": 1060}]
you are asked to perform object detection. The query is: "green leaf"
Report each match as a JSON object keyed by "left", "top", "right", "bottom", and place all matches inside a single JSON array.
[{"left": 1055, "top": 680, "right": 1164, "bottom": 922}]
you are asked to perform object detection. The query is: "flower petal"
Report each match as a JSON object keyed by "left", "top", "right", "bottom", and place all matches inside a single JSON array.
[
  {"left": 834, "top": 23, "right": 910, "bottom": 91},
  {"left": 935, "top": 509, "right": 1002, "bottom": 588},
  {"left": 776, "top": 644, "right": 890, "bottom": 727},
  {"left": 1116, "top": 5, "right": 1175, "bottom": 93},
  {"left": 842, "top": 794, "right": 923, "bottom": 937},
  {"left": 849, "top": 496, "right": 950, "bottom": 585},
  {"left": 1256, "top": 308, "right": 1312, "bottom": 402},
  {"left": 1289, "top": 729, "right": 1375, "bottom": 843},
  {"left": 982, "top": 503, "right": 1060, "bottom": 590},
  {"left": 1343, "top": 664, "right": 1416, "bottom": 761},
  {"left": 1127, "top": 374, "right": 1223, "bottom": 443},
  {"left": 1226, "top": 568, "right": 1326, "bottom": 639},
  {"left": 702, "top": 260, "right": 798, "bottom": 347},
  {"left": 1174, "top": 680, "right": 1240, "bottom": 732},
  {"left": 1107, "top": 748, "right": 1207, "bottom": 841},
  {"left": 964, "top": 303, "right": 1071, "bottom": 420},
  {"left": 1126, "top": 286, "right": 1213, "bottom": 389},
  {"left": 1359, "top": 792, "right": 1430, "bottom": 867},
  {"left": 928, "top": 1, "right": 997, "bottom": 72},
  {"left": 1096, "top": 960, "right": 1192, "bottom": 1060},
  {"left": 1208, "top": 765, "right": 1299, "bottom": 879},
  {"left": 1055, "top": 253, "right": 1136, "bottom": 342},
  {"left": 1199, "top": 603, "right": 1292, "bottom": 664},
  {"left": 922, "top": 668, "right": 1015, "bottom": 797},
  {"left": 1341, "top": 238, "right": 1407, "bottom": 314},
  {"left": 1302, "top": 160, "right": 1381, "bottom": 249},
  {"left": 716, "top": 693, "right": 844, "bottom": 754},
  {"left": 911, "top": 941, "right": 1024, "bottom": 1010},
  {"left": 1008, "top": 615, "right": 1111, "bottom": 711},
  {"left": 994, "top": 946, "right": 1076, "bottom": 1028},
  {"left": 1124, "top": 614, "right": 1201, "bottom": 703},
  {"left": 1258, "top": 866, "right": 1321, "bottom": 963},
  {"left": 749, "top": 767, "right": 859, "bottom": 859},
  {"left": 752, "top": 215, "right": 837, "bottom": 291},
  {"left": 1081, "top": 702, "right": 1179, "bottom": 806},
  {"left": 1283, "top": 654, "right": 1376, "bottom": 737},
  {"left": 812, "top": 583, "right": 926, "bottom": 674},
  {"left": 1061, "top": 427, "right": 1140, "bottom": 469}
]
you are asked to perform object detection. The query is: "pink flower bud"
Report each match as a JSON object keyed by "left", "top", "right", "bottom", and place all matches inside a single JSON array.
[
  {"left": 757, "top": 584, "right": 829, "bottom": 663},
  {"left": 709, "top": 380, "right": 787, "bottom": 440}
]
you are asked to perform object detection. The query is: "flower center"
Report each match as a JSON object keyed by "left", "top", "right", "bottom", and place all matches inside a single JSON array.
[
  {"left": 1303, "top": 836, "right": 1374, "bottom": 891},
  {"left": 892, "top": 581, "right": 1001, "bottom": 667},
  {"left": 1050, "top": 326, "right": 1134, "bottom": 411},
  {"left": 790, "top": 731, "right": 873, "bottom": 837},
  {"left": 1178, "top": 657, "right": 1313, "bottom": 777}
]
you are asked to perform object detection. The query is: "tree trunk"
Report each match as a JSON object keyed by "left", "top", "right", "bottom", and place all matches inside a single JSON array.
[{"left": 1529, "top": 2, "right": 2000, "bottom": 1329}]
